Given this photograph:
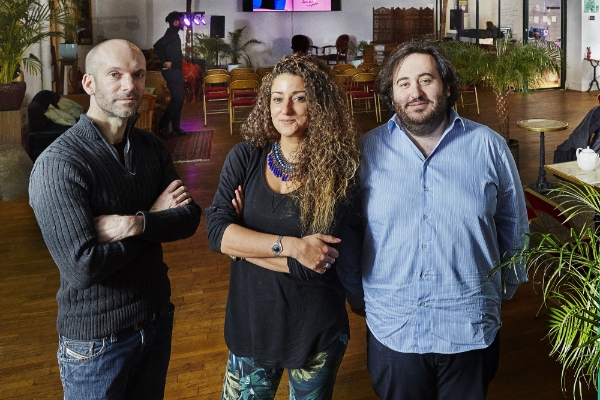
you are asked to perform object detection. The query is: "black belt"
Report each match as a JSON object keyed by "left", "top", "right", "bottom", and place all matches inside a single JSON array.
[{"left": 129, "top": 303, "right": 172, "bottom": 331}]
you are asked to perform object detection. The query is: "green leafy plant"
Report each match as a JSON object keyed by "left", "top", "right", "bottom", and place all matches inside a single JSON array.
[
  {"left": 56, "top": 0, "right": 84, "bottom": 44},
  {"left": 221, "top": 26, "right": 262, "bottom": 67},
  {"left": 348, "top": 40, "right": 368, "bottom": 59},
  {"left": 0, "top": 0, "right": 64, "bottom": 84},
  {"left": 495, "top": 181, "right": 600, "bottom": 398},
  {"left": 439, "top": 39, "right": 562, "bottom": 141},
  {"left": 193, "top": 33, "right": 226, "bottom": 66}
]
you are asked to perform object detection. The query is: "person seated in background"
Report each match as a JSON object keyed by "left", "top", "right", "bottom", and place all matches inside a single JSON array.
[
  {"left": 206, "top": 53, "right": 363, "bottom": 400},
  {"left": 485, "top": 21, "right": 503, "bottom": 38}
]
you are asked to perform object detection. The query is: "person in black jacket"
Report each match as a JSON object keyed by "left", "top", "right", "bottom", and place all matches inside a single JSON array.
[
  {"left": 154, "top": 11, "right": 188, "bottom": 137},
  {"left": 29, "top": 39, "right": 201, "bottom": 400}
]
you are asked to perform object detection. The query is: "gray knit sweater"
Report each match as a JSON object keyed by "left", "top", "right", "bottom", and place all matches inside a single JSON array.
[{"left": 29, "top": 114, "right": 201, "bottom": 340}]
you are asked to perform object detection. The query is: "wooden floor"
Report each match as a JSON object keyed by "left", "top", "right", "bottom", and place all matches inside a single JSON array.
[{"left": 2, "top": 89, "right": 600, "bottom": 399}]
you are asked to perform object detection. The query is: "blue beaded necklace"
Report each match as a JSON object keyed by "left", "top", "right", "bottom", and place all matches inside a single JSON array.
[{"left": 267, "top": 141, "right": 295, "bottom": 182}]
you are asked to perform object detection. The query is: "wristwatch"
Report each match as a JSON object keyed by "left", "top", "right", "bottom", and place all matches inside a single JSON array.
[{"left": 271, "top": 235, "right": 283, "bottom": 257}]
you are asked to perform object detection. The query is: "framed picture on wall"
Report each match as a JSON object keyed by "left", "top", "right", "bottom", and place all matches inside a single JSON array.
[
  {"left": 78, "top": 0, "right": 93, "bottom": 45},
  {"left": 457, "top": 0, "right": 468, "bottom": 13},
  {"left": 584, "top": 0, "right": 599, "bottom": 13}
]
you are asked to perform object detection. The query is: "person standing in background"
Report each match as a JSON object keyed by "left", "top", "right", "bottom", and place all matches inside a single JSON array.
[{"left": 154, "top": 11, "right": 188, "bottom": 137}]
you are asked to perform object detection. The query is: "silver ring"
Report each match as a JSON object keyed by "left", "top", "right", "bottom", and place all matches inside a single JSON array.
[{"left": 323, "top": 263, "right": 330, "bottom": 270}]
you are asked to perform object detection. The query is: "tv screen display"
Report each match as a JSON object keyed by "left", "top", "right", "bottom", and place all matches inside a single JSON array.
[{"left": 243, "top": 0, "right": 341, "bottom": 11}]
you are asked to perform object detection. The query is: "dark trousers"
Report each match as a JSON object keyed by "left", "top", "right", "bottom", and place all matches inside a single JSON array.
[
  {"left": 367, "top": 329, "right": 500, "bottom": 400},
  {"left": 160, "top": 72, "right": 185, "bottom": 132}
]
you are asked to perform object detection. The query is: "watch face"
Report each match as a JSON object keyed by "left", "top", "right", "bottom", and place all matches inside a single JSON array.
[{"left": 271, "top": 239, "right": 283, "bottom": 256}]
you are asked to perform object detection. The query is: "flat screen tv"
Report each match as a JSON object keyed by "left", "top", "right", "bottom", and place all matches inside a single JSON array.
[{"left": 243, "top": 0, "right": 341, "bottom": 12}]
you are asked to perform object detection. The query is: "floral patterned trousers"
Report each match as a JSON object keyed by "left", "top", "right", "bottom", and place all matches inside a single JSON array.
[{"left": 221, "top": 332, "right": 349, "bottom": 400}]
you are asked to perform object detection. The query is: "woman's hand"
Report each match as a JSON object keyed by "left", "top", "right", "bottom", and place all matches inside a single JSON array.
[
  {"left": 289, "top": 234, "right": 341, "bottom": 273},
  {"left": 232, "top": 185, "right": 244, "bottom": 216}
]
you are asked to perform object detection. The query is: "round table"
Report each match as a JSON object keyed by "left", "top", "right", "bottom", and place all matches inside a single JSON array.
[{"left": 516, "top": 118, "right": 569, "bottom": 193}]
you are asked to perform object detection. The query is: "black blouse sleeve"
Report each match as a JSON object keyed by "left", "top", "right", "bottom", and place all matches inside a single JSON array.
[{"left": 205, "top": 142, "right": 254, "bottom": 253}]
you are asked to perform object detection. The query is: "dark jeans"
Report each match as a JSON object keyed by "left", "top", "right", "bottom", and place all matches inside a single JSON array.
[
  {"left": 57, "top": 303, "right": 175, "bottom": 400},
  {"left": 367, "top": 328, "right": 500, "bottom": 400},
  {"left": 160, "top": 70, "right": 185, "bottom": 132}
]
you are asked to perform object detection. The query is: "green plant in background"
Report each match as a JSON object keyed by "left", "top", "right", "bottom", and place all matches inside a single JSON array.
[
  {"left": 193, "top": 33, "right": 226, "bottom": 66},
  {"left": 0, "top": 0, "right": 63, "bottom": 84},
  {"left": 56, "top": 0, "right": 84, "bottom": 44},
  {"left": 495, "top": 180, "right": 600, "bottom": 398},
  {"left": 439, "top": 39, "right": 562, "bottom": 141},
  {"left": 348, "top": 40, "right": 368, "bottom": 59},
  {"left": 221, "top": 26, "right": 262, "bottom": 67}
]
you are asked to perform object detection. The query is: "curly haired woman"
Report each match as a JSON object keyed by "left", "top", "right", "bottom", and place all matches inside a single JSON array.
[{"left": 206, "top": 53, "right": 364, "bottom": 400}]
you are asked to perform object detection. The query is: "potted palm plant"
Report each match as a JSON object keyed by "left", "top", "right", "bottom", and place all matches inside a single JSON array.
[
  {"left": 0, "top": 0, "right": 63, "bottom": 111},
  {"left": 193, "top": 33, "right": 227, "bottom": 67},
  {"left": 495, "top": 180, "right": 600, "bottom": 399},
  {"left": 57, "top": 0, "right": 84, "bottom": 59},
  {"left": 221, "top": 26, "right": 262, "bottom": 72},
  {"left": 348, "top": 40, "right": 368, "bottom": 67},
  {"left": 439, "top": 39, "right": 562, "bottom": 162}
]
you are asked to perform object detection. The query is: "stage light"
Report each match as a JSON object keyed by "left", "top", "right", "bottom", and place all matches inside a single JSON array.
[
  {"left": 183, "top": 14, "right": 191, "bottom": 26},
  {"left": 195, "top": 14, "right": 205, "bottom": 25}
]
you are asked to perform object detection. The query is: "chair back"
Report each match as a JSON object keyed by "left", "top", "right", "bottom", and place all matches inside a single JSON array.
[
  {"left": 256, "top": 66, "right": 274, "bottom": 77},
  {"left": 204, "top": 74, "right": 230, "bottom": 86},
  {"left": 205, "top": 68, "right": 229, "bottom": 76},
  {"left": 368, "top": 67, "right": 382, "bottom": 75},
  {"left": 230, "top": 79, "right": 260, "bottom": 96},
  {"left": 229, "top": 67, "right": 255, "bottom": 78},
  {"left": 145, "top": 71, "right": 170, "bottom": 107},
  {"left": 358, "top": 62, "right": 379, "bottom": 71},
  {"left": 291, "top": 34, "right": 311, "bottom": 53},
  {"left": 231, "top": 73, "right": 260, "bottom": 82},
  {"left": 351, "top": 72, "right": 377, "bottom": 85},
  {"left": 344, "top": 68, "right": 364, "bottom": 78},
  {"left": 333, "top": 63, "right": 354, "bottom": 72},
  {"left": 335, "top": 34, "right": 350, "bottom": 56},
  {"left": 135, "top": 94, "right": 157, "bottom": 132}
]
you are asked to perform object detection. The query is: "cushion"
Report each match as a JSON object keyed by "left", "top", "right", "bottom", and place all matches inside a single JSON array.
[
  {"left": 57, "top": 97, "right": 85, "bottom": 119},
  {"left": 44, "top": 105, "right": 77, "bottom": 126}
]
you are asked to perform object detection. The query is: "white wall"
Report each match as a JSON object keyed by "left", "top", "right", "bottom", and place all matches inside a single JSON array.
[{"left": 91, "top": 0, "right": 433, "bottom": 68}]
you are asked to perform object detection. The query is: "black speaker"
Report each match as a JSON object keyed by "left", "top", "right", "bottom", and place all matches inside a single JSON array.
[
  {"left": 210, "top": 16, "right": 225, "bottom": 39},
  {"left": 449, "top": 9, "right": 464, "bottom": 31}
]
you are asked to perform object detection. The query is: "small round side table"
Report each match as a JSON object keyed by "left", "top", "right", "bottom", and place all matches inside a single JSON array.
[{"left": 516, "top": 118, "right": 568, "bottom": 193}]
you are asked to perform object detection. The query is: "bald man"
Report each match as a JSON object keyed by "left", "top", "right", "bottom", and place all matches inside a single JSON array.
[{"left": 29, "top": 39, "right": 201, "bottom": 400}]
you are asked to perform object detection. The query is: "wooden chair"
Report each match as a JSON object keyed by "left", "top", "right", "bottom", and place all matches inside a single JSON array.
[
  {"left": 203, "top": 74, "right": 230, "bottom": 126},
  {"left": 457, "top": 85, "right": 480, "bottom": 115},
  {"left": 319, "top": 34, "right": 349, "bottom": 65},
  {"left": 229, "top": 67, "right": 254, "bottom": 79},
  {"left": 230, "top": 79, "right": 259, "bottom": 135},
  {"left": 343, "top": 68, "right": 364, "bottom": 79},
  {"left": 357, "top": 62, "right": 379, "bottom": 71},
  {"left": 256, "top": 66, "right": 274, "bottom": 77},
  {"left": 333, "top": 74, "right": 348, "bottom": 89},
  {"left": 368, "top": 66, "right": 382, "bottom": 75},
  {"left": 230, "top": 73, "right": 260, "bottom": 82},
  {"left": 347, "top": 72, "right": 380, "bottom": 122},
  {"left": 135, "top": 94, "right": 157, "bottom": 132},
  {"left": 145, "top": 71, "right": 170, "bottom": 132},
  {"left": 204, "top": 68, "right": 229, "bottom": 76},
  {"left": 333, "top": 63, "right": 355, "bottom": 73}
]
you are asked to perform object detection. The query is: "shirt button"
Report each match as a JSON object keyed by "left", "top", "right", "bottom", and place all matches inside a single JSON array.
[
  {"left": 423, "top": 215, "right": 428, "bottom": 220},
  {"left": 421, "top": 272, "right": 427, "bottom": 278},
  {"left": 422, "top": 244, "right": 428, "bottom": 249},
  {"left": 424, "top": 187, "right": 429, "bottom": 191},
  {"left": 419, "top": 301, "right": 425, "bottom": 306}
]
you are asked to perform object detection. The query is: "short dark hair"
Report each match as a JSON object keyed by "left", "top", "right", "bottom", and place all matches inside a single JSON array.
[
  {"left": 377, "top": 40, "right": 459, "bottom": 113},
  {"left": 165, "top": 11, "right": 183, "bottom": 26}
]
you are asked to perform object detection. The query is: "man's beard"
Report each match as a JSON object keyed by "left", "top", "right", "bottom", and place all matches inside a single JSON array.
[
  {"left": 94, "top": 89, "right": 141, "bottom": 119},
  {"left": 394, "top": 92, "right": 448, "bottom": 137}
]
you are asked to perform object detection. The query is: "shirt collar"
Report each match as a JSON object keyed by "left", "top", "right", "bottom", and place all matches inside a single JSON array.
[{"left": 387, "top": 108, "right": 466, "bottom": 138}]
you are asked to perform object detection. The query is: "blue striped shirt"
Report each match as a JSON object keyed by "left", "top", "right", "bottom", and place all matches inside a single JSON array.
[{"left": 358, "top": 110, "right": 529, "bottom": 354}]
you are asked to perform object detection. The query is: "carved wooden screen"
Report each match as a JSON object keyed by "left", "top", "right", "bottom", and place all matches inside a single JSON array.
[{"left": 373, "top": 7, "right": 393, "bottom": 44}]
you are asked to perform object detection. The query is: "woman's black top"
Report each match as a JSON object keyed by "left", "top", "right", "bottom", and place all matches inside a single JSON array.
[{"left": 206, "top": 141, "right": 363, "bottom": 369}]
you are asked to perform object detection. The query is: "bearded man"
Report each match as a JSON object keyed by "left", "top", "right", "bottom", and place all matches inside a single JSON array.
[
  {"left": 353, "top": 40, "right": 529, "bottom": 399},
  {"left": 29, "top": 39, "right": 200, "bottom": 400}
]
